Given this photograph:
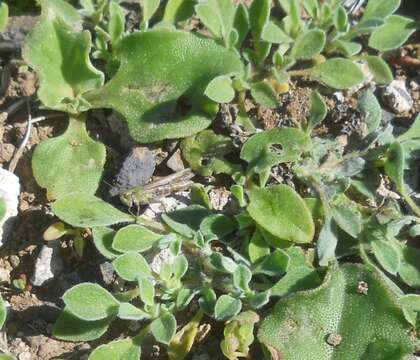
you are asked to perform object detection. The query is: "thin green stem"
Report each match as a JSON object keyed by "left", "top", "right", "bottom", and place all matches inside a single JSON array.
[{"left": 401, "top": 192, "right": 420, "bottom": 219}]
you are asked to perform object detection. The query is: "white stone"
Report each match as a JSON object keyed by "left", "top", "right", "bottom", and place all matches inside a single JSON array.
[
  {"left": 31, "top": 240, "right": 64, "bottom": 286},
  {"left": 0, "top": 167, "right": 20, "bottom": 247},
  {"left": 382, "top": 80, "right": 413, "bottom": 113}
]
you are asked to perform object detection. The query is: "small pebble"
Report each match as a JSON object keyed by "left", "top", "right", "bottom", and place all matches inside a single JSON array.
[
  {"left": 110, "top": 147, "right": 156, "bottom": 197},
  {"left": 357, "top": 281, "right": 368, "bottom": 295},
  {"left": 31, "top": 240, "right": 64, "bottom": 286},
  {"left": 18, "top": 352, "right": 31, "bottom": 360},
  {"left": 381, "top": 80, "right": 413, "bottom": 114},
  {"left": 9, "top": 255, "right": 20, "bottom": 269},
  {"left": 326, "top": 333, "right": 342, "bottom": 347},
  {"left": 99, "top": 262, "right": 114, "bottom": 285},
  {"left": 166, "top": 149, "right": 185, "bottom": 172}
]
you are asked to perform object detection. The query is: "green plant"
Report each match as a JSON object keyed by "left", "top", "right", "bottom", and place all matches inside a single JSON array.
[
  {"left": 0, "top": 2, "right": 8, "bottom": 32},
  {"left": 18, "top": 0, "right": 420, "bottom": 358}
]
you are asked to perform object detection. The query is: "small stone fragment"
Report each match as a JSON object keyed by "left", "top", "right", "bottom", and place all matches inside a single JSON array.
[
  {"left": 31, "top": 240, "right": 64, "bottom": 287},
  {"left": 357, "top": 281, "right": 368, "bottom": 295},
  {"left": 99, "top": 262, "right": 114, "bottom": 285},
  {"left": 381, "top": 80, "right": 413, "bottom": 114},
  {"left": 326, "top": 333, "right": 342, "bottom": 347},
  {"left": 166, "top": 149, "right": 185, "bottom": 172},
  {"left": 150, "top": 248, "right": 177, "bottom": 275},
  {"left": 110, "top": 147, "right": 156, "bottom": 197},
  {"left": 0, "top": 168, "right": 20, "bottom": 247}
]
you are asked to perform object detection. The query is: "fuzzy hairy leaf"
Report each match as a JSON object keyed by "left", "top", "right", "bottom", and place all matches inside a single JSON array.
[
  {"left": 86, "top": 30, "right": 243, "bottom": 143},
  {"left": 241, "top": 128, "right": 311, "bottom": 173},
  {"left": 93, "top": 227, "right": 120, "bottom": 260},
  {"left": 52, "top": 194, "right": 133, "bottom": 228},
  {"left": 204, "top": 75, "right": 235, "bottom": 103},
  {"left": 371, "top": 239, "right": 401, "bottom": 275},
  {"left": 112, "top": 224, "right": 161, "bottom": 253},
  {"left": 249, "top": 0, "right": 270, "bottom": 39},
  {"left": 113, "top": 252, "right": 151, "bottom": 281},
  {"left": 0, "top": 295, "right": 5, "bottom": 329},
  {"left": 250, "top": 82, "right": 278, "bottom": 108},
  {"left": 22, "top": 0, "right": 103, "bottom": 113},
  {"left": 32, "top": 117, "right": 106, "bottom": 200},
  {"left": 369, "top": 16, "right": 416, "bottom": 52},
  {"left": 118, "top": 302, "right": 149, "bottom": 321},
  {"left": 0, "top": 3, "right": 8, "bottom": 32},
  {"left": 258, "top": 264, "right": 413, "bottom": 360},
  {"left": 214, "top": 295, "right": 242, "bottom": 321},
  {"left": 151, "top": 313, "right": 177, "bottom": 345},
  {"left": 181, "top": 130, "right": 241, "bottom": 177},
  {"left": 358, "top": 90, "right": 381, "bottom": 134},
  {"left": 164, "top": 0, "right": 196, "bottom": 23},
  {"left": 89, "top": 339, "right": 141, "bottom": 360},
  {"left": 53, "top": 308, "right": 112, "bottom": 341},
  {"left": 248, "top": 185, "right": 315, "bottom": 244},
  {"left": 309, "top": 58, "right": 364, "bottom": 89},
  {"left": 291, "top": 29, "right": 326, "bottom": 60},
  {"left": 362, "top": 0, "right": 400, "bottom": 21},
  {"left": 364, "top": 56, "right": 393, "bottom": 85},
  {"left": 63, "top": 283, "right": 119, "bottom": 321}
]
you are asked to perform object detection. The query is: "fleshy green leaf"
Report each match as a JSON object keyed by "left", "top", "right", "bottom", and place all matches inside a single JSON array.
[
  {"left": 307, "top": 91, "right": 327, "bottom": 132},
  {"left": 309, "top": 58, "right": 364, "bottom": 89},
  {"left": 200, "top": 214, "right": 237, "bottom": 240},
  {"left": 234, "top": 2, "right": 249, "bottom": 48},
  {"left": 0, "top": 295, "right": 6, "bottom": 329},
  {"left": 247, "top": 185, "right": 315, "bottom": 244},
  {"left": 162, "top": 205, "right": 212, "bottom": 238},
  {"left": 291, "top": 29, "right": 326, "bottom": 60},
  {"left": 233, "top": 265, "right": 252, "bottom": 292},
  {"left": 53, "top": 308, "right": 112, "bottom": 341},
  {"left": 164, "top": 0, "right": 196, "bottom": 23},
  {"left": 331, "top": 200, "right": 362, "bottom": 239},
  {"left": 371, "top": 239, "right": 401, "bottom": 275},
  {"left": 113, "top": 252, "right": 151, "bottom": 281},
  {"left": 32, "top": 117, "right": 106, "bottom": 200},
  {"left": 0, "top": 3, "right": 8, "bottom": 32},
  {"left": 364, "top": 56, "right": 393, "bottom": 85},
  {"left": 108, "top": 1, "right": 125, "bottom": 45},
  {"left": 362, "top": 0, "right": 400, "bottom": 21},
  {"left": 93, "top": 227, "right": 120, "bottom": 260},
  {"left": 118, "top": 303, "right": 149, "bottom": 321},
  {"left": 258, "top": 264, "right": 413, "bottom": 360},
  {"left": 112, "top": 224, "right": 161, "bottom": 253},
  {"left": 384, "top": 142, "right": 405, "bottom": 192},
  {"left": 241, "top": 128, "right": 311, "bottom": 174},
  {"left": 63, "top": 283, "right": 119, "bottom": 321},
  {"left": 214, "top": 295, "right": 242, "bottom": 321},
  {"left": 88, "top": 338, "right": 141, "bottom": 360},
  {"left": 398, "top": 113, "right": 420, "bottom": 142},
  {"left": 181, "top": 130, "right": 241, "bottom": 178},
  {"left": 141, "top": 0, "right": 160, "bottom": 26},
  {"left": 0, "top": 198, "right": 5, "bottom": 223},
  {"left": 248, "top": 228, "right": 270, "bottom": 263},
  {"left": 250, "top": 82, "right": 278, "bottom": 108},
  {"left": 86, "top": 30, "right": 243, "bottom": 143},
  {"left": 261, "top": 21, "right": 292, "bottom": 44},
  {"left": 221, "top": 311, "right": 259, "bottom": 360},
  {"left": 254, "top": 249, "right": 290, "bottom": 277},
  {"left": 369, "top": 16, "right": 416, "bottom": 52},
  {"left": 22, "top": 0, "right": 104, "bottom": 113},
  {"left": 398, "top": 245, "right": 420, "bottom": 288},
  {"left": 316, "top": 214, "right": 339, "bottom": 266},
  {"left": 249, "top": 0, "right": 270, "bottom": 39},
  {"left": 151, "top": 313, "right": 177, "bottom": 345},
  {"left": 52, "top": 194, "right": 133, "bottom": 228},
  {"left": 204, "top": 75, "right": 235, "bottom": 103},
  {"left": 358, "top": 90, "right": 381, "bottom": 134}
]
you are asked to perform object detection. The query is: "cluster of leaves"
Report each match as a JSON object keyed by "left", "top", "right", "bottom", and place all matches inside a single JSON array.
[{"left": 15, "top": 0, "right": 420, "bottom": 359}]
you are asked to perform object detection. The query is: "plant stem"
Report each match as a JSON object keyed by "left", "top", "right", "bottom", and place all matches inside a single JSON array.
[
  {"left": 133, "top": 323, "right": 152, "bottom": 345},
  {"left": 401, "top": 192, "right": 420, "bottom": 219}
]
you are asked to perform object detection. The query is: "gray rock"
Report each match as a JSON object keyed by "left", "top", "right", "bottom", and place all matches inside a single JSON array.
[
  {"left": 381, "top": 80, "right": 413, "bottom": 113},
  {"left": 110, "top": 147, "right": 156, "bottom": 197},
  {"left": 0, "top": 168, "right": 20, "bottom": 247},
  {"left": 0, "top": 267, "right": 10, "bottom": 284},
  {"left": 31, "top": 240, "right": 64, "bottom": 287},
  {"left": 166, "top": 149, "right": 185, "bottom": 172},
  {"left": 99, "top": 262, "right": 114, "bottom": 285}
]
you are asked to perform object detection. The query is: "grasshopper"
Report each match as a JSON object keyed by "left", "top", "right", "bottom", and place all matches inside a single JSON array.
[{"left": 119, "top": 168, "right": 195, "bottom": 207}]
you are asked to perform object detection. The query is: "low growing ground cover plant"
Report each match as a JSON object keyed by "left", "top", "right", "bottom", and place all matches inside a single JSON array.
[{"left": 3, "top": 0, "right": 419, "bottom": 358}]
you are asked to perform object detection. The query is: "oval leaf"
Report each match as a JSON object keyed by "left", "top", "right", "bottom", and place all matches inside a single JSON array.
[
  {"left": 88, "top": 338, "right": 141, "bottom": 360},
  {"left": 247, "top": 185, "right": 315, "bottom": 244},
  {"left": 113, "top": 252, "right": 151, "bottom": 281},
  {"left": 52, "top": 194, "right": 134, "bottom": 228},
  {"left": 291, "top": 29, "right": 326, "bottom": 60},
  {"left": 151, "top": 313, "right": 177, "bottom": 345},
  {"left": 63, "top": 283, "right": 119, "bottom": 321},
  {"left": 112, "top": 224, "right": 161, "bottom": 253}
]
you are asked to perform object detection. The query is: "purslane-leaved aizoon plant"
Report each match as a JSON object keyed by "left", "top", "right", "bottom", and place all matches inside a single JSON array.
[{"left": 12, "top": 0, "right": 420, "bottom": 359}]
